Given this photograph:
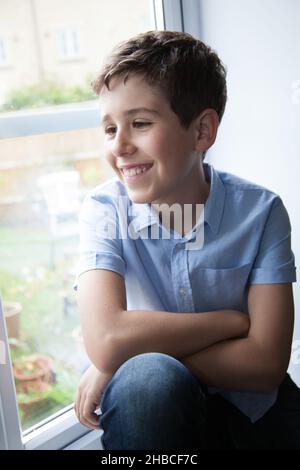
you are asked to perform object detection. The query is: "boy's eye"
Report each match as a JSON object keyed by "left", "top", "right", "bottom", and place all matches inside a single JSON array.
[
  {"left": 104, "top": 121, "right": 152, "bottom": 136},
  {"left": 104, "top": 126, "right": 117, "bottom": 135},
  {"left": 133, "top": 121, "right": 151, "bottom": 128}
]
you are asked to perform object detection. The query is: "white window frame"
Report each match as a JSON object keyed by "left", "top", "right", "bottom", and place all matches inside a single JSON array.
[
  {"left": 0, "top": 298, "right": 23, "bottom": 450},
  {"left": 0, "top": 0, "right": 201, "bottom": 450}
]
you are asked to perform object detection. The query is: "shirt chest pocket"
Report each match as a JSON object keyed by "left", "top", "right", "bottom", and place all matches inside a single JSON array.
[{"left": 194, "top": 263, "right": 252, "bottom": 312}]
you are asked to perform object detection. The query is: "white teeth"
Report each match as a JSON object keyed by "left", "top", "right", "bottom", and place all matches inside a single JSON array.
[{"left": 122, "top": 165, "right": 150, "bottom": 177}]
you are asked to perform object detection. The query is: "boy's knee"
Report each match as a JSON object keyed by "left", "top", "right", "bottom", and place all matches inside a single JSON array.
[
  {"left": 116, "top": 352, "right": 192, "bottom": 384},
  {"left": 103, "top": 352, "right": 201, "bottom": 404},
  {"left": 119, "top": 352, "right": 182, "bottom": 374},
  {"left": 100, "top": 353, "right": 208, "bottom": 450}
]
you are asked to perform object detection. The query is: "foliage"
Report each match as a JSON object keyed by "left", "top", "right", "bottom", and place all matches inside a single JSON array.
[
  {"left": 0, "top": 227, "right": 84, "bottom": 430},
  {"left": 1, "top": 76, "right": 96, "bottom": 112},
  {"left": 16, "top": 362, "right": 79, "bottom": 430}
]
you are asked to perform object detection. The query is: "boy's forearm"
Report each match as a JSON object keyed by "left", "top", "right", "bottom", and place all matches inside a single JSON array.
[
  {"left": 100, "top": 309, "right": 249, "bottom": 373},
  {"left": 181, "top": 336, "right": 280, "bottom": 392}
]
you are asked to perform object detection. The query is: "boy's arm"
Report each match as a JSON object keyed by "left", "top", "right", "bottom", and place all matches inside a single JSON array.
[
  {"left": 77, "top": 269, "right": 249, "bottom": 374},
  {"left": 181, "top": 283, "right": 294, "bottom": 392}
]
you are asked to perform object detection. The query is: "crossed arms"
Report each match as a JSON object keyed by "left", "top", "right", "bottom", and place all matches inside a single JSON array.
[{"left": 77, "top": 269, "right": 294, "bottom": 393}]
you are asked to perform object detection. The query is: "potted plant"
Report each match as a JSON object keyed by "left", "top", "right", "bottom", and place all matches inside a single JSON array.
[
  {"left": 13, "top": 353, "right": 55, "bottom": 391},
  {"left": 13, "top": 353, "right": 56, "bottom": 418}
]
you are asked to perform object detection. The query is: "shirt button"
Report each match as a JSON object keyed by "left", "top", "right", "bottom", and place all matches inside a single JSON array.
[{"left": 179, "top": 287, "right": 186, "bottom": 296}]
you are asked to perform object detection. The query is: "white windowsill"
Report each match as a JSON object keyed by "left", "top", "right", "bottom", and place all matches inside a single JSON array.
[
  {"left": 64, "top": 429, "right": 103, "bottom": 450},
  {"left": 23, "top": 407, "right": 89, "bottom": 450}
]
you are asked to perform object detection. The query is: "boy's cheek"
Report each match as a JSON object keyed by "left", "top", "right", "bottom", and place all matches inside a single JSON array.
[
  {"left": 105, "top": 152, "right": 117, "bottom": 170},
  {"left": 111, "top": 164, "right": 122, "bottom": 178}
]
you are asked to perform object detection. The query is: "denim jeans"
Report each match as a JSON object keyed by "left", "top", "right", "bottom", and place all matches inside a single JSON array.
[{"left": 99, "top": 352, "right": 300, "bottom": 450}]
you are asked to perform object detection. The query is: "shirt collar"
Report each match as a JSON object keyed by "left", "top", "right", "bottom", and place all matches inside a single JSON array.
[
  {"left": 129, "top": 163, "right": 225, "bottom": 236},
  {"left": 203, "top": 163, "right": 225, "bottom": 235},
  {"left": 129, "top": 201, "right": 158, "bottom": 233}
]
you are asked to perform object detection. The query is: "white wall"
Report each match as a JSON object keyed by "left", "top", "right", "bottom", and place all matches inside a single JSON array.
[{"left": 196, "top": 0, "right": 300, "bottom": 383}]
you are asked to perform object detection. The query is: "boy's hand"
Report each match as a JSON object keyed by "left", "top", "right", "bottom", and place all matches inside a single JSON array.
[{"left": 74, "top": 364, "right": 114, "bottom": 430}]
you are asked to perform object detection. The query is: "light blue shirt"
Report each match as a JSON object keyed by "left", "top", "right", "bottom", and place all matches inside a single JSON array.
[{"left": 74, "top": 163, "right": 296, "bottom": 422}]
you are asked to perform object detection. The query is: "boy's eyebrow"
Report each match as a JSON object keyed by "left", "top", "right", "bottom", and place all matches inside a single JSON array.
[{"left": 100, "top": 107, "right": 161, "bottom": 125}]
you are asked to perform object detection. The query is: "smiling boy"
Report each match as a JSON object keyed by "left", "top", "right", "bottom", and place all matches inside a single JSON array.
[
  {"left": 99, "top": 72, "right": 211, "bottom": 237},
  {"left": 74, "top": 31, "right": 299, "bottom": 449}
]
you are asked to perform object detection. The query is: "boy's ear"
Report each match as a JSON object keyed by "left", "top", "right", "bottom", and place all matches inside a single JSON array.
[{"left": 193, "top": 109, "right": 219, "bottom": 152}]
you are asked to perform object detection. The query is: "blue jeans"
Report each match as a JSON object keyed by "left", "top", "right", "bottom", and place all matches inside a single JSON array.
[{"left": 99, "top": 353, "right": 300, "bottom": 450}]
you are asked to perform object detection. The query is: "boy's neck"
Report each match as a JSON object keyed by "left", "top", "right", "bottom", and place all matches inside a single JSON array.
[{"left": 154, "top": 163, "right": 210, "bottom": 237}]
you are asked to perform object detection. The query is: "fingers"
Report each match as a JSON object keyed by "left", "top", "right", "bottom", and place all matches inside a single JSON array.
[
  {"left": 83, "top": 398, "right": 100, "bottom": 428},
  {"left": 76, "top": 391, "right": 100, "bottom": 430}
]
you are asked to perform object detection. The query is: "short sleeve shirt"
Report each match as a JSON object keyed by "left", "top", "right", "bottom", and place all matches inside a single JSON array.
[{"left": 74, "top": 163, "right": 296, "bottom": 422}]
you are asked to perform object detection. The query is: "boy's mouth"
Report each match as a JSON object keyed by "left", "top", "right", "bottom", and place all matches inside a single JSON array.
[{"left": 120, "top": 163, "right": 153, "bottom": 179}]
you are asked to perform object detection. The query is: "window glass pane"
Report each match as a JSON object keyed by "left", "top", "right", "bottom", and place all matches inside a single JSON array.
[{"left": 0, "top": 0, "right": 153, "bottom": 432}]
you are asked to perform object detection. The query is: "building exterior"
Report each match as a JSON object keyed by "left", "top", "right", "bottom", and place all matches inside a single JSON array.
[{"left": 0, "top": 0, "right": 151, "bottom": 105}]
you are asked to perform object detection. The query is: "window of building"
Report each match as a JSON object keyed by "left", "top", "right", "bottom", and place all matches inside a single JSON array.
[
  {"left": 57, "top": 27, "right": 81, "bottom": 61},
  {"left": 0, "top": 36, "right": 9, "bottom": 66}
]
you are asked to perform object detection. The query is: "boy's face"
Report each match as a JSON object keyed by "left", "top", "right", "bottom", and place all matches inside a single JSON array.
[{"left": 99, "top": 74, "right": 205, "bottom": 206}]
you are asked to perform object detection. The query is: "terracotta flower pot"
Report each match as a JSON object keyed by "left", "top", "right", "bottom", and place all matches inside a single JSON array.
[
  {"left": 13, "top": 354, "right": 56, "bottom": 422},
  {"left": 13, "top": 354, "right": 55, "bottom": 394}
]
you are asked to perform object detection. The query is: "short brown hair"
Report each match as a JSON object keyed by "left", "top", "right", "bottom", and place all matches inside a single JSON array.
[{"left": 92, "top": 30, "right": 227, "bottom": 128}]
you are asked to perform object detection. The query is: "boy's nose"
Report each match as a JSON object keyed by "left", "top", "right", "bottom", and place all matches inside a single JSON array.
[{"left": 112, "top": 130, "right": 135, "bottom": 157}]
